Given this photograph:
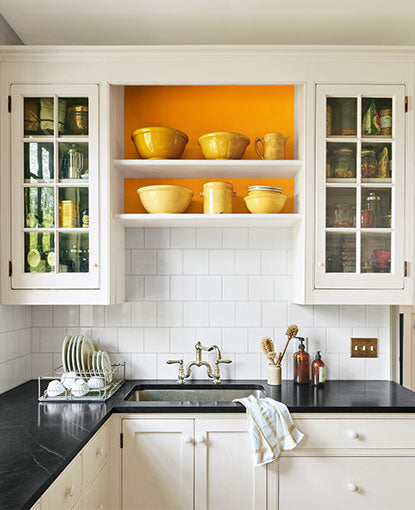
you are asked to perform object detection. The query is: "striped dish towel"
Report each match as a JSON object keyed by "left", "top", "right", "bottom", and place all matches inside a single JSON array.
[{"left": 233, "top": 395, "right": 304, "bottom": 466}]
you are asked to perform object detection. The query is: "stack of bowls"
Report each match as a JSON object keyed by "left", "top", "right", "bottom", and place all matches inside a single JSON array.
[{"left": 244, "top": 186, "right": 287, "bottom": 214}]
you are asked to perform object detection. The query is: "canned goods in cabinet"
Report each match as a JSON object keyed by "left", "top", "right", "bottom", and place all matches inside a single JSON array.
[{"left": 59, "top": 200, "right": 77, "bottom": 228}]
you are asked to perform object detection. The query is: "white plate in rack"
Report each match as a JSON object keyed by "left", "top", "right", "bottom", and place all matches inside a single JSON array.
[
  {"left": 101, "top": 351, "right": 112, "bottom": 383},
  {"left": 70, "top": 335, "right": 79, "bottom": 374},
  {"left": 62, "top": 335, "right": 72, "bottom": 372},
  {"left": 81, "top": 337, "right": 95, "bottom": 374},
  {"left": 66, "top": 335, "right": 76, "bottom": 372}
]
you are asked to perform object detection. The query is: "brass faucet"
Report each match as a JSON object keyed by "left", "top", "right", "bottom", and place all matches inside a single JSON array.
[{"left": 167, "top": 341, "right": 232, "bottom": 384}]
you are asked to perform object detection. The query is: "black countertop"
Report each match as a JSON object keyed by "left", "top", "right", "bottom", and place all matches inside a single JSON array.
[{"left": 2, "top": 379, "right": 415, "bottom": 509}]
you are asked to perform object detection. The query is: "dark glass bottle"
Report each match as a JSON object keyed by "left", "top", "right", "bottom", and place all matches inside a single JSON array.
[
  {"left": 312, "top": 351, "right": 326, "bottom": 387},
  {"left": 293, "top": 337, "right": 310, "bottom": 384}
]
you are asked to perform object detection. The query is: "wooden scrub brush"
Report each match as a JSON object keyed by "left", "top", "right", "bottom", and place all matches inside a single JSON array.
[
  {"left": 260, "top": 337, "right": 277, "bottom": 365},
  {"left": 276, "top": 324, "right": 299, "bottom": 365}
]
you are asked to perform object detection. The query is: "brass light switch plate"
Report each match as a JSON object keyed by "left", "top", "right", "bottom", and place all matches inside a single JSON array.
[{"left": 350, "top": 338, "right": 377, "bottom": 358}]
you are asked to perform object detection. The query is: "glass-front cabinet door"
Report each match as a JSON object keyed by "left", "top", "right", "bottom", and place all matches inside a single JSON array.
[
  {"left": 315, "top": 84, "right": 406, "bottom": 289},
  {"left": 11, "top": 85, "right": 99, "bottom": 289}
]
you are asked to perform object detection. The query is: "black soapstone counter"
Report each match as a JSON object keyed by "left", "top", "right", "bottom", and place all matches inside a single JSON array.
[{"left": 2, "top": 379, "right": 415, "bottom": 509}]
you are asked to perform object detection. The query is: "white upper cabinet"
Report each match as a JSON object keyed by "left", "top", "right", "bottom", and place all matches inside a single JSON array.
[{"left": 313, "top": 84, "right": 411, "bottom": 300}]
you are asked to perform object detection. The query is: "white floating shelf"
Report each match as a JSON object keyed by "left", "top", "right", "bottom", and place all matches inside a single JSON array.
[
  {"left": 114, "top": 213, "right": 302, "bottom": 228},
  {"left": 113, "top": 159, "right": 303, "bottom": 179}
]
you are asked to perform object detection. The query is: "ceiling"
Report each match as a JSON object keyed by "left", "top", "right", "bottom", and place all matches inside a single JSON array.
[{"left": 0, "top": 0, "right": 414, "bottom": 46}]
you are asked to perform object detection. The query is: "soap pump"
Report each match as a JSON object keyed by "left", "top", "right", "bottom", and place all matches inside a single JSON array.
[
  {"left": 293, "top": 337, "right": 310, "bottom": 384},
  {"left": 312, "top": 351, "right": 326, "bottom": 386}
]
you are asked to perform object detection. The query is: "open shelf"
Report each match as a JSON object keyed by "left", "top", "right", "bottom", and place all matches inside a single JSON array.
[
  {"left": 114, "top": 213, "right": 302, "bottom": 228},
  {"left": 114, "top": 159, "right": 303, "bottom": 179}
]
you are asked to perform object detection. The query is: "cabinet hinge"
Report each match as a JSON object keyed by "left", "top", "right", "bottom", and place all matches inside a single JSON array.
[
  {"left": 8, "top": 261, "right": 12, "bottom": 277},
  {"left": 405, "top": 96, "right": 408, "bottom": 113},
  {"left": 8, "top": 95, "right": 11, "bottom": 113},
  {"left": 120, "top": 433, "right": 123, "bottom": 449},
  {"left": 404, "top": 261, "right": 408, "bottom": 277}
]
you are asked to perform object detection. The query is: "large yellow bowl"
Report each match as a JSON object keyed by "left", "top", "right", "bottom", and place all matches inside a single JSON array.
[
  {"left": 137, "top": 185, "right": 193, "bottom": 214},
  {"left": 131, "top": 127, "right": 188, "bottom": 159},
  {"left": 198, "top": 132, "right": 250, "bottom": 159},
  {"left": 244, "top": 192, "right": 287, "bottom": 214}
]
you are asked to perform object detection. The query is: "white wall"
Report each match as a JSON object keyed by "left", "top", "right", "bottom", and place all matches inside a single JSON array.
[{"left": 31, "top": 227, "right": 391, "bottom": 382}]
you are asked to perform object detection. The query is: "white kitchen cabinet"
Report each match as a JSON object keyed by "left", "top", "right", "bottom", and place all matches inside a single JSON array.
[
  {"left": 82, "top": 462, "right": 110, "bottom": 510},
  {"left": 194, "top": 418, "right": 266, "bottom": 510},
  {"left": 122, "top": 419, "right": 194, "bottom": 510},
  {"left": 311, "top": 83, "right": 413, "bottom": 303}
]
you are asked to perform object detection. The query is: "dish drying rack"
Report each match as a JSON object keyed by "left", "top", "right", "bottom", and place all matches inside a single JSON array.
[{"left": 38, "top": 362, "right": 125, "bottom": 402}]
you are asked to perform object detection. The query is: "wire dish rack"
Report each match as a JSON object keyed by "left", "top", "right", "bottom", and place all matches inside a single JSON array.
[{"left": 38, "top": 362, "right": 125, "bottom": 402}]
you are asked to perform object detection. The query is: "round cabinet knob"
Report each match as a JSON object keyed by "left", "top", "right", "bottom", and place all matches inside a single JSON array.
[
  {"left": 65, "top": 485, "right": 75, "bottom": 497},
  {"left": 196, "top": 435, "right": 206, "bottom": 444},
  {"left": 183, "top": 434, "right": 193, "bottom": 444},
  {"left": 96, "top": 446, "right": 104, "bottom": 456},
  {"left": 347, "top": 483, "right": 358, "bottom": 493},
  {"left": 348, "top": 430, "right": 359, "bottom": 440},
  {"left": 318, "top": 261, "right": 324, "bottom": 267}
]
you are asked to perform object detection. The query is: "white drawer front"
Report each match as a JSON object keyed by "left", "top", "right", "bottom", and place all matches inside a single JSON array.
[
  {"left": 295, "top": 418, "right": 415, "bottom": 450},
  {"left": 83, "top": 424, "right": 109, "bottom": 488},
  {"left": 82, "top": 463, "right": 110, "bottom": 510},
  {"left": 48, "top": 455, "right": 82, "bottom": 510},
  {"left": 279, "top": 456, "right": 415, "bottom": 510}
]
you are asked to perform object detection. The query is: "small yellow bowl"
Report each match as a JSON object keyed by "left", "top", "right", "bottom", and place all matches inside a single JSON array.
[
  {"left": 244, "top": 192, "right": 287, "bottom": 214},
  {"left": 137, "top": 185, "right": 193, "bottom": 214},
  {"left": 198, "top": 132, "right": 250, "bottom": 159},
  {"left": 131, "top": 127, "right": 188, "bottom": 159}
]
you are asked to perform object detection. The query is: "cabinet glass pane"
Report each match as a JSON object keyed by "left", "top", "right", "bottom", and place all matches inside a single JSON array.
[
  {"left": 24, "top": 142, "right": 54, "bottom": 182},
  {"left": 361, "top": 233, "right": 391, "bottom": 273},
  {"left": 362, "top": 98, "right": 392, "bottom": 137},
  {"left": 58, "top": 188, "right": 89, "bottom": 228},
  {"left": 327, "top": 98, "right": 357, "bottom": 136},
  {"left": 24, "top": 187, "right": 54, "bottom": 228},
  {"left": 59, "top": 142, "right": 89, "bottom": 181},
  {"left": 326, "top": 188, "right": 356, "bottom": 228},
  {"left": 60, "top": 98, "right": 88, "bottom": 136},
  {"left": 24, "top": 97, "right": 67, "bottom": 136},
  {"left": 326, "top": 232, "right": 356, "bottom": 273},
  {"left": 24, "top": 232, "right": 55, "bottom": 273},
  {"left": 59, "top": 233, "right": 89, "bottom": 273},
  {"left": 327, "top": 143, "right": 356, "bottom": 181},
  {"left": 361, "top": 143, "right": 392, "bottom": 182},
  {"left": 361, "top": 188, "right": 391, "bottom": 228}
]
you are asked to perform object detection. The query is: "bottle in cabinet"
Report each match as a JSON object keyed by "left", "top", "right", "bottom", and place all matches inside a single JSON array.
[
  {"left": 312, "top": 351, "right": 326, "bottom": 386},
  {"left": 293, "top": 338, "right": 310, "bottom": 384}
]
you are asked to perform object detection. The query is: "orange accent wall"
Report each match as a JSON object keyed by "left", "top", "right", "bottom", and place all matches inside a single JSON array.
[
  {"left": 124, "top": 86, "right": 294, "bottom": 160},
  {"left": 124, "top": 178, "right": 294, "bottom": 214}
]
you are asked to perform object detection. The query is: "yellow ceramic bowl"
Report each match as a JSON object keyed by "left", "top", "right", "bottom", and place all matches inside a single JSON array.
[
  {"left": 198, "top": 132, "right": 250, "bottom": 159},
  {"left": 244, "top": 192, "right": 287, "bottom": 214},
  {"left": 131, "top": 127, "right": 188, "bottom": 159},
  {"left": 137, "top": 185, "right": 193, "bottom": 214}
]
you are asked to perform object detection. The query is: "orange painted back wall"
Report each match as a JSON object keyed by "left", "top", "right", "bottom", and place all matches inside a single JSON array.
[{"left": 124, "top": 85, "right": 294, "bottom": 160}]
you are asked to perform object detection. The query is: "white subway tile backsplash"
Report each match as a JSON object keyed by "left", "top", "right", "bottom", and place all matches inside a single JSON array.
[
  {"left": 301, "top": 328, "right": 326, "bottom": 354},
  {"left": 274, "top": 229, "right": 293, "bottom": 250},
  {"left": 92, "top": 327, "right": 118, "bottom": 353},
  {"left": 145, "top": 276, "right": 170, "bottom": 301},
  {"left": 79, "top": 305, "right": 106, "bottom": 327},
  {"left": 157, "top": 353, "right": 180, "bottom": 379},
  {"left": 210, "top": 250, "right": 234, "bottom": 274},
  {"left": 235, "top": 250, "right": 260, "bottom": 275},
  {"left": 196, "top": 328, "right": 222, "bottom": 347},
  {"left": 183, "top": 250, "right": 209, "bottom": 275},
  {"left": 131, "top": 353, "right": 157, "bottom": 379},
  {"left": 275, "top": 275, "right": 292, "bottom": 301},
  {"left": 314, "top": 305, "right": 340, "bottom": 328},
  {"left": 223, "top": 276, "right": 248, "bottom": 301},
  {"left": 248, "top": 228, "right": 275, "bottom": 249},
  {"left": 261, "top": 251, "right": 286, "bottom": 275},
  {"left": 249, "top": 276, "right": 274, "bottom": 301},
  {"left": 340, "top": 305, "right": 366, "bottom": 327},
  {"left": 106, "top": 303, "right": 132, "bottom": 327},
  {"left": 132, "top": 302, "right": 157, "bottom": 327},
  {"left": 125, "top": 276, "right": 144, "bottom": 301},
  {"left": 197, "top": 229, "right": 222, "bottom": 249},
  {"left": 262, "top": 302, "right": 288, "bottom": 327},
  {"left": 171, "top": 228, "right": 196, "bottom": 249},
  {"left": 32, "top": 353, "right": 53, "bottom": 378},
  {"left": 222, "top": 228, "right": 248, "bottom": 249},
  {"left": 196, "top": 276, "right": 222, "bottom": 301},
  {"left": 144, "top": 228, "right": 170, "bottom": 248},
  {"left": 170, "top": 328, "right": 197, "bottom": 353},
  {"left": 125, "top": 250, "right": 131, "bottom": 276},
  {"left": 365, "top": 305, "right": 389, "bottom": 328},
  {"left": 339, "top": 355, "right": 365, "bottom": 380},
  {"left": 324, "top": 353, "right": 340, "bottom": 379},
  {"left": 118, "top": 328, "right": 144, "bottom": 353},
  {"left": 222, "top": 328, "right": 248, "bottom": 353},
  {"left": 171, "top": 276, "right": 196, "bottom": 301},
  {"left": 125, "top": 228, "right": 144, "bottom": 249},
  {"left": 31, "top": 306, "right": 52, "bottom": 327},
  {"left": 289, "top": 303, "right": 314, "bottom": 327},
  {"left": 236, "top": 302, "right": 261, "bottom": 327},
  {"left": 144, "top": 328, "right": 170, "bottom": 352},
  {"left": 326, "top": 328, "right": 352, "bottom": 354},
  {"left": 157, "top": 302, "right": 183, "bottom": 327},
  {"left": 157, "top": 250, "right": 182, "bottom": 275},
  {"left": 366, "top": 354, "right": 389, "bottom": 380},
  {"left": 40, "top": 327, "right": 66, "bottom": 353},
  {"left": 184, "top": 302, "right": 209, "bottom": 327},
  {"left": 236, "top": 353, "right": 262, "bottom": 379},
  {"left": 248, "top": 328, "right": 274, "bottom": 353},
  {"left": 210, "top": 302, "right": 235, "bottom": 327},
  {"left": 131, "top": 250, "right": 156, "bottom": 275}
]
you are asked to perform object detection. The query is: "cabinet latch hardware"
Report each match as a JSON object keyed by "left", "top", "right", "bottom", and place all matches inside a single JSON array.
[
  {"left": 120, "top": 433, "right": 123, "bottom": 449},
  {"left": 8, "top": 95, "right": 11, "bottom": 113},
  {"left": 405, "top": 96, "right": 408, "bottom": 113},
  {"left": 404, "top": 261, "right": 408, "bottom": 277},
  {"left": 8, "top": 261, "right": 12, "bottom": 277}
]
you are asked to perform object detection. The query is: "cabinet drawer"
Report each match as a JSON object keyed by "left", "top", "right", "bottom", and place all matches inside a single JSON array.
[
  {"left": 279, "top": 456, "right": 415, "bottom": 510},
  {"left": 82, "top": 463, "right": 110, "bottom": 510},
  {"left": 295, "top": 418, "right": 415, "bottom": 450},
  {"left": 48, "top": 455, "right": 82, "bottom": 510},
  {"left": 83, "top": 423, "right": 109, "bottom": 487}
]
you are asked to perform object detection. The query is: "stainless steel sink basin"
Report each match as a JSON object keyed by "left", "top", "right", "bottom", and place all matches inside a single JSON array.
[{"left": 125, "top": 385, "right": 265, "bottom": 403}]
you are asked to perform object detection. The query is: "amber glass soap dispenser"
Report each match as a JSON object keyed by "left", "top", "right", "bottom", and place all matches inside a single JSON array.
[
  {"left": 293, "top": 337, "right": 310, "bottom": 384},
  {"left": 312, "top": 351, "right": 326, "bottom": 386}
]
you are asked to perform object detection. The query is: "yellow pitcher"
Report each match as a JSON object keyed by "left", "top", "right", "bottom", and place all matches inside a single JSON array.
[{"left": 255, "top": 133, "right": 289, "bottom": 160}]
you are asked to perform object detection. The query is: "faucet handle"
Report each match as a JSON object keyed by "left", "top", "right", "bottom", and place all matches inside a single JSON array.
[
  {"left": 217, "top": 359, "right": 232, "bottom": 364},
  {"left": 167, "top": 359, "right": 183, "bottom": 366}
]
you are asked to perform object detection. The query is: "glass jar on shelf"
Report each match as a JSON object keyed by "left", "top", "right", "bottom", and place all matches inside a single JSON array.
[
  {"left": 361, "top": 147, "right": 378, "bottom": 179},
  {"left": 333, "top": 202, "right": 354, "bottom": 228},
  {"left": 366, "top": 192, "right": 382, "bottom": 227},
  {"left": 333, "top": 148, "right": 355, "bottom": 178},
  {"left": 338, "top": 98, "right": 357, "bottom": 136}
]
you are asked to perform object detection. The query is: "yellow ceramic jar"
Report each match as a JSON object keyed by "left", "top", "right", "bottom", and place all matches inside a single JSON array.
[{"left": 201, "top": 182, "right": 234, "bottom": 214}]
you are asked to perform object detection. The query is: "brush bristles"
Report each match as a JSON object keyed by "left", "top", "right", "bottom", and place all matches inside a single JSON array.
[
  {"left": 260, "top": 337, "right": 277, "bottom": 364},
  {"left": 286, "top": 324, "right": 299, "bottom": 339}
]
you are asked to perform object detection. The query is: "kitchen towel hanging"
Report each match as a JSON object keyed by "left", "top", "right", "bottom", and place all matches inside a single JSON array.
[{"left": 234, "top": 395, "right": 303, "bottom": 466}]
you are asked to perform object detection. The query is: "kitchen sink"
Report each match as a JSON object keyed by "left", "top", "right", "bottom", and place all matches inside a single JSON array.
[{"left": 125, "top": 385, "right": 265, "bottom": 403}]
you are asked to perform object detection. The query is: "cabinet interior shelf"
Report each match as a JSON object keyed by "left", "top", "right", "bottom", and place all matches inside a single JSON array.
[
  {"left": 113, "top": 159, "right": 303, "bottom": 179},
  {"left": 114, "top": 213, "right": 302, "bottom": 228}
]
